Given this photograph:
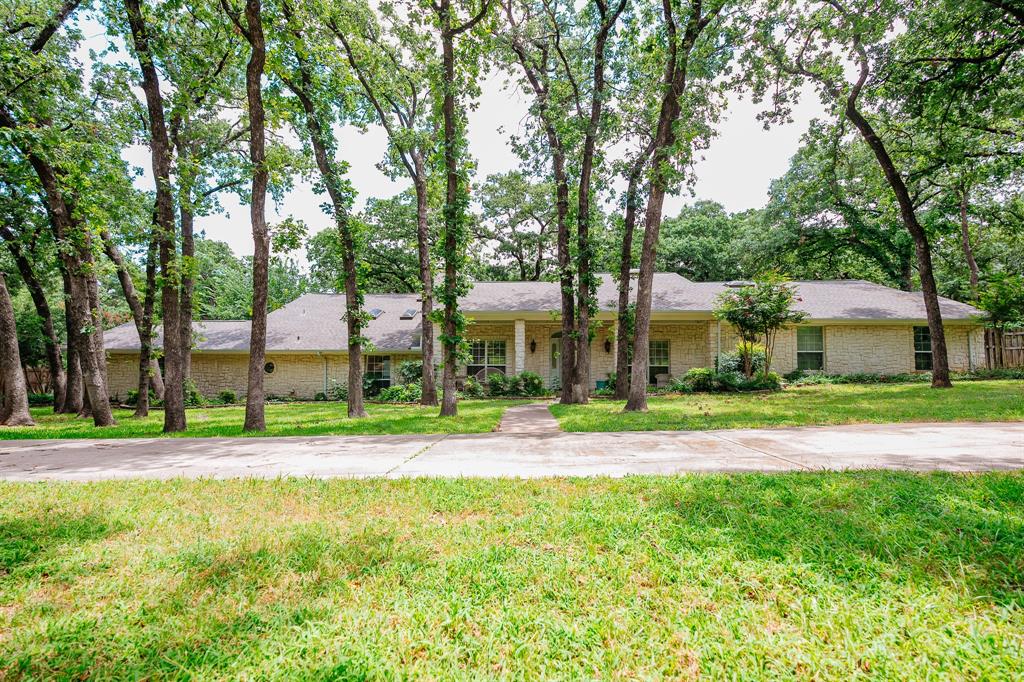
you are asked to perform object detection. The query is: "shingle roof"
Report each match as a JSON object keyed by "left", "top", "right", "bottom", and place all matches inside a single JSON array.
[
  {"left": 461, "top": 273, "right": 696, "bottom": 312},
  {"left": 461, "top": 274, "right": 982, "bottom": 321},
  {"left": 686, "top": 280, "right": 982, "bottom": 321},
  {"left": 104, "top": 276, "right": 982, "bottom": 353},
  {"left": 104, "top": 293, "right": 423, "bottom": 353}
]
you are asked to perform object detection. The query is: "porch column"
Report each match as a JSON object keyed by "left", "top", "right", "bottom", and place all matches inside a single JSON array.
[{"left": 514, "top": 319, "right": 526, "bottom": 374}]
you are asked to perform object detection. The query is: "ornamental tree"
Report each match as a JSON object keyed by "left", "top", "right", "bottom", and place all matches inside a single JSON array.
[{"left": 713, "top": 277, "right": 808, "bottom": 378}]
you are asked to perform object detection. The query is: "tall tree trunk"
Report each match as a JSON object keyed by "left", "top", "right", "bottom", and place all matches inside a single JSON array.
[
  {"left": 99, "top": 227, "right": 164, "bottom": 410},
  {"left": 179, "top": 205, "right": 195, "bottom": 381},
  {"left": 0, "top": 272, "right": 34, "bottom": 426},
  {"left": 959, "top": 185, "right": 980, "bottom": 298},
  {"left": 135, "top": 233, "right": 159, "bottom": 417},
  {"left": 414, "top": 168, "right": 438, "bottom": 407},
  {"left": 125, "top": 0, "right": 186, "bottom": 430},
  {"left": 75, "top": 244, "right": 116, "bottom": 425},
  {"left": 614, "top": 147, "right": 651, "bottom": 400},
  {"left": 59, "top": 267, "right": 83, "bottom": 415},
  {"left": 844, "top": 103, "right": 952, "bottom": 388},
  {"left": 627, "top": 3, "right": 703, "bottom": 412},
  {"left": 240, "top": 0, "right": 269, "bottom": 431},
  {"left": 0, "top": 231, "right": 66, "bottom": 411},
  {"left": 571, "top": 4, "right": 624, "bottom": 403},
  {"left": 439, "top": 20, "right": 459, "bottom": 418},
  {"left": 284, "top": 30, "right": 367, "bottom": 418}
]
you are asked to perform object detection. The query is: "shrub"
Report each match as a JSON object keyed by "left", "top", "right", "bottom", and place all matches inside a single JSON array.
[
  {"left": 314, "top": 391, "right": 327, "bottom": 401},
  {"left": 217, "top": 389, "right": 237, "bottom": 405},
  {"left": 460, "top": 377, "right": 485, "bottom": 399},
  {"left": 745, "top": 371, "right": 782, "bottom": 391},
  {"left": 377, "top": 381, "right": 422, "bottom": 403},
  {"left": 395, "top": 360, "right": 423, "bottom": 386},
  {"left": 519, "top": 371, "right": 546, "bottom": 396},
  {"left": 487, "top": 372, "right": 514, "bottom": 396},
  {"left": 28, "top": 392, "right": 53, "bottom": 407},
  {"left": 183, "top": 379, "right": 207, "bottom": 407},
  {"left": 680, "top": 367, "right": 717, "bottom": 392},
  {"left": 717, "top": 344, "right": 766, "bottom": 375},
  {"left": 328, "top": 380, "right": 348, "bottom": 401}
]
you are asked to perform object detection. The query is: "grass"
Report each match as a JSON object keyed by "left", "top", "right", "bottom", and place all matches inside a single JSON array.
[
  {"left": 0, "top": 474, "right": 1022, "bottom": 679},
  {"left": 551, "top": 380, "right": 1024, "bottom": 432},
  {"left": 0, "top": 400, "right": 527, "bottom": 440}
]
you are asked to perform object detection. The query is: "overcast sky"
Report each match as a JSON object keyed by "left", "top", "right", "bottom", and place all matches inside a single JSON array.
[{"left": 97, "top": 14, "right": 829, "bottom": 261}]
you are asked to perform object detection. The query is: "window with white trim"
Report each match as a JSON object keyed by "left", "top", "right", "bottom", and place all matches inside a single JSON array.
[
  {"left": 468, "top": 340, "right": 506, "bottom": 379},
  {"left": 365, "top": 355, "right": 391, "bottom": 391},
  {"left": 797, "top": 326, "right": 825, "bottom": 371},
  {"left": 649, "top": 340, "right": 670, "bottom": 384},
  {"left": 914, "top": 326, "right": 932, "bottom": 370}
]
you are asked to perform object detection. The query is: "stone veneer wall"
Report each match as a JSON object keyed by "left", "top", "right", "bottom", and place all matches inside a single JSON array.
[
  {"left": 106, "top": 351, "right": 419, "bottom": 402},
  {"left": 715, "top": 323, "right": 984, "bottom": 375},
  {"left": 105, "top": 322, "right": 986, "bottom": 400}
]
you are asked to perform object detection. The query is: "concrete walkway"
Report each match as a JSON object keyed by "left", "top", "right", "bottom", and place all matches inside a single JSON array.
[
  {"left": 0, "top": 421, "right": 1021, "bottom": 481},
  {"left": 498, "top": 403, "right": 561, "bottom": 434}
]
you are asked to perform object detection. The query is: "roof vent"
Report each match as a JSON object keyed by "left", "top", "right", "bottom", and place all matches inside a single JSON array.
[
  {"left": 724, "top": 280, "right": 755, "bottom": 288},
  {"left": 400, "top": 308, "right": 418, "bottom": 320},
  {"left": 369, "top": 308, "right": 384, "bottom": 319}
]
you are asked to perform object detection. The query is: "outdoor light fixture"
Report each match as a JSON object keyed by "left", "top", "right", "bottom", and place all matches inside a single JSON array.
[
  {"left": 530, "top": 339, "right": 537, "bottom": 353},
  {"left": 604, "top": 339, "right": 612, "bottom": 353}
]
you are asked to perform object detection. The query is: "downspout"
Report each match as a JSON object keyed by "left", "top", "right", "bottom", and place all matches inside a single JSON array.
[
  {"left": 317, "top": 351, "right": 327, "bottom": 395},
  {"left": 967, "top": 329, "right": 973, "bottom": 372},
  {"left": 716, "top": 320, "right": 721, "bottom": 371}
]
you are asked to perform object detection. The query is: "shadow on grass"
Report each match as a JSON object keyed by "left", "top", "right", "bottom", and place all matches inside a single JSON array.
[
  {"left": 0, "top": 513, "right": 118, "bottom": 575},
  {"left": 654, "top": 472, "right": 1024, "bottom": 606}
]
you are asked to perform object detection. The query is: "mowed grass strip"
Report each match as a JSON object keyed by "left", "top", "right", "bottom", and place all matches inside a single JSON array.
[
  {"left": 0, "top": 400, "right": 526, "bottom": 440},
  {"left": 0, "top": 474, "right": 1022, "bottom": 679},
  {"left": 550, "top": 380, "right": 1024, "bottom": 432}
]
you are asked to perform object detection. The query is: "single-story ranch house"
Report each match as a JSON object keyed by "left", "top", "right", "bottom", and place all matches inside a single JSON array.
[{"left": 103, "top": 273, "right": 986, "bottom": 401}]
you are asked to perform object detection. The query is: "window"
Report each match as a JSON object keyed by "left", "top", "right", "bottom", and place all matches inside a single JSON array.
[
  {"left": 365, "top": 355, "right": 391, "bottom": 394},
  {"left": 914, "top": 326, "right": 932, "bottom": 370},
  {"left": 467, "top": 340, "right": 507, "bottom": 380},
  {"left": 400, "top": 308, "right": 418, "bottom": 320},
  {"left": 649, "top": 340, "right": 670, "bottom": 384},
  {"left": 264, "top": 361, "right": 275, "bottom": 374},
  {"left": 797, "top": 326, "right": 825, "bottom": 371}
]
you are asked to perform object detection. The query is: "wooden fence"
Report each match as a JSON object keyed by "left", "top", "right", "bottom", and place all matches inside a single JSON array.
[{"left": 986, "top": 329, "right": 1024, "bottom": 369}]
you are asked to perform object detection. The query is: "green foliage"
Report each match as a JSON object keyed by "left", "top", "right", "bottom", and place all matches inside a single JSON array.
[
  {"left": 395, "top": 361, "right": 424, "bottom": 386},
  {"left": 327, "top": 380, "right": 348, "bottom": 402},
  {"left": 484, "top": 372, "right": 547, "bottom": 398},
  {"left": 459, "top": 377, "right": 485, "bottom": 399},
  {"left": 717, "top": 344, "right": 767, "bottom": 375},
  {"left": 183, "top": 380, "right": 207, "bottom": 407},
  {"left": 978, "top": 274, "right": 1024, "bottom": 330},
  {"left": 216, "top": 390, "right": 237, "bottom": 405},
  {"left": 788, "top": 369, "right": 1024, "bottom": 386},
  {"left": 376, "top": 381, "right": 423, "bottom": 403},
  {"left": 27, "top": 393, "right": 53, "bottom": 407},
  {"left": 714, "top": 277, "right": 807, "bottom": 377},
  {"left": 678, "top": 367, "right": 716, "bottom": 392},
  {"left": 671, "top": 368, "right": 781, "bottom": 393}
]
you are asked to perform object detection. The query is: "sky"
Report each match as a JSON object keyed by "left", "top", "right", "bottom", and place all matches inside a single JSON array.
[{"left": 97, "top": 15, "right": 829, "bottom": 262}]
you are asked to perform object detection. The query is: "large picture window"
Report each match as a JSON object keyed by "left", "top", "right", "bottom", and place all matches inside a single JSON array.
[
  {"left": 649, "top": 340, "right": 670, "bottom": 384},
  {"left": 914, "top": 326, "right": 932, "bottom": 370},
  {"left": 797, "top": 326, "right": 825, "bottom": 371},
  {"left": 468, "top": 340, "right": 507, "bottom": 380},
  {"left": 365, "top": 355, "right": 391, "bottom": 394}
]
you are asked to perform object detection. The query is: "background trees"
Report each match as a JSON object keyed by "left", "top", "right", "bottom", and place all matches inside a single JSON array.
[{"left": 1, "top": 0, "right": 1020, "bottom": 431}]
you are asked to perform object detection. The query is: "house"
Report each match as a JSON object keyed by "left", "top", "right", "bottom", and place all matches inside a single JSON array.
[{"left": 103, "top": 273, "right": 986, "bottom": 400}]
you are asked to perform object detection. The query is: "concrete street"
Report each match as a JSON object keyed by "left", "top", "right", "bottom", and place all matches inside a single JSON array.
[{"left": 0, "top": 420, "right": 1021, "bottom": 480}]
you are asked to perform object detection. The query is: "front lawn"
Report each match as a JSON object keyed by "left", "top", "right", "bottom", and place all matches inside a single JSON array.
[
  {"left": 0, "top": 400, "right": 526, "bottom": 440},
  {"left": 1, "top": 474, "right": 1022, "bottom": 678},
  {"left": 552, "top": 380, "right": 1024, "bottom": 432}
]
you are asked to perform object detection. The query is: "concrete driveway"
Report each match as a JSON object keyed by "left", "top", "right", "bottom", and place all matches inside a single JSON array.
[{"left": 0, "top": 421, "right": 1021, "bottom": 480}]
